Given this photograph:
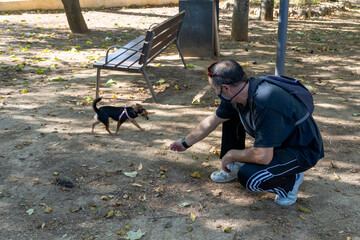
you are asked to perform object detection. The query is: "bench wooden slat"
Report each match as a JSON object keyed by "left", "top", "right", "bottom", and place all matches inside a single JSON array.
[
  {"left": 147, "top": 30, "right": 178, "bottom": 62},
  {"left": 139, "top": 24, "right": 179, "bottom": 65},
  {"left": 93, "top": 35, "right": 145, "bottom": 67},
  {"left": 116, "top": 53, "right": 144, "bottom": 70},
  {"left": 151, "top": 21, "right": 181, "bottom": 48},
  {"left": 101, "top": 42, "right": 144, "bottom": 68},
  {"left": 147, "top": 11, "right": 185, "bottom": 38},
  {"left": 101, "top": 53, "right": 141, "bottom": 69}
]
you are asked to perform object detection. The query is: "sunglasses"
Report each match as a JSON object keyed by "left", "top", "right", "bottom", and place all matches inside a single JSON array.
[{"left": 207, "top": 62, "right": 234, "bottom": 79}]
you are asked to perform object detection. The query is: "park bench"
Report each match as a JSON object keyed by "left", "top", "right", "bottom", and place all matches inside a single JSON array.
[{"left": 93, "top": 11, "right": 187, "bottom": 101}]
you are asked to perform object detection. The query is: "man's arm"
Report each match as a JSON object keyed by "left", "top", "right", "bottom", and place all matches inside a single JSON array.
[
  {"left": 221, "top": 147, "right": 274, "bottom": 172},
  {"left": 170, "top": 113, "right": 228, "bottom": 152}
]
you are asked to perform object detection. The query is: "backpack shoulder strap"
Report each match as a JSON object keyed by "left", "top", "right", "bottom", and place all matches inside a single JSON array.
[{"left": 258, "top": 75, "right": 314, "bottom": 114}]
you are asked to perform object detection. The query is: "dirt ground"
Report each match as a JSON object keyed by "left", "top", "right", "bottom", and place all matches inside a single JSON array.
[{"left": 1, "top": 2, "right": 360, "bottom": 240}]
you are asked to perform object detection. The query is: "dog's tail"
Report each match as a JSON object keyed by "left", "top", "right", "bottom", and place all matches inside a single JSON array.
[{"left": 92, "top": 97, "right": 103, "bottom": 114}]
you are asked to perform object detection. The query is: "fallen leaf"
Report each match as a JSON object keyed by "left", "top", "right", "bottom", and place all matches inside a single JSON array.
[
  {"left": 70, "top": 206, "right": 81, "bottom": 213},
  {"left": 190, "top": 171, "right": 200, "bottom": 179},
  {"left": 26, "top": 209, "right": 35, "bottom": 215},
  {"left": 299, "top": 206, "right": 312, "bottom": 214},
  {"left": 224, "top": 226, "right": 231, "bottom": 233},
  {"left": 45, "top": 207, "right": 52, "bottom": 213},
  {"left": 160, "top": 166, "right": 168, "bottom": 172},
  {"left": 192, "top": 100, "right": 200, "bottom": 105},
  {"left": 187, "top": 227, "right": 193, "bottom": 232},
  {"left": 154, "top": 150, "right": 167, "bottom": 155},
  {"left": 105, "top": 210, "right": 115, "bottom": 218},
  {"left": 124, "top": 172, "right": 138, "bottom": 178},
  {"left": 154, "top": 187, "right": 164, "bottom": 193},
  {"left": 101, "top": 195, "right": 111, "bottom": 201},
  {"left": 299, "top": 214, "right": 307, "bottom": 220},
  {"left": 125, "top": 229, "right": 146, "bottom": 240},
  {"left": 333, "top": 172, "right": 341, "bottom": 180},
  {"left": 49, "top": 77, "right": 67, "bottom": 82},
  {"left": 190, "top": 213, "right": 196, "bottom": 222},
  {"left": 330, "top": 161, "right": 338, "bottom": 169},
  {"left": 139, "top": 194, "right": 147, "bottom": 201},
  {"left": 53, "top": 172, "right": 59, "bottom": 176},
  {"left": 177, "top": 202, "right": 191, "bottom": 207},
  {"left": 106, "top": 79, "right": 117, "bottom": 86},
  {"left": 83, "top": 96, "right": 92, "bottom": 103},
  {"left": 115, "top": 229, "right": 127, "bottom": 235},
  {"left": 115, "top": 210, "right": 123, "bottom": 217},
  {"left": 9, "top": 178, "right": 19, "bottom": 182},
  {"left": 155, "top": 78, "right": 165, "bottom": 85},
  {"left": 132, "top": 183, "right": 142, "bottom": 188},
  {"left": 211, "top": 189, "right": 223, "bottom": 196},
  {"left": 202, "top": 162, "right": 210, "bottom": 167},
  {"left": 137, "top": 163, "right": 143, "bottom": 171}
]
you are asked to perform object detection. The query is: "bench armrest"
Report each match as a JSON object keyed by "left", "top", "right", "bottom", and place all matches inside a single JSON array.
[{"left": 105, "top": 46, "right": 142, "bottom": 64}]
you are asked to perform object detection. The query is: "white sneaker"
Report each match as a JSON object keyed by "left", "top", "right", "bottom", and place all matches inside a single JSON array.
[
  {"left": 275, "top": 172, "right": 304, "bottom": 206},
  {"left": 210, "top": 162, "right": 244, "bottom": 183}
]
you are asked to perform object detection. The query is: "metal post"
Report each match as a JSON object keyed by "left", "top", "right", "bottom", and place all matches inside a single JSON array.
[
  {"left": 96, "top": 68, "right": 101, "bottom": 99},
  {"left": 275, "top": 0, "right": 289, "bottom": 76}
]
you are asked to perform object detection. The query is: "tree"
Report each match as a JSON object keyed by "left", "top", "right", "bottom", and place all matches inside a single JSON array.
[
  {"left": 231, "top": 0, "right": 249, "bottom": 41},
  {"left": 61, "top": 0, "right": 88, "bottom": 33},
  {"left": 260, "top": 0, "right": 274, "bottom": 21}
]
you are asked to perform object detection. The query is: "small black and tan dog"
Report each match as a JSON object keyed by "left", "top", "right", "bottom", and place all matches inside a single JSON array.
[{"left": 92, "top": 97, "right": 149, "bottom": 135}]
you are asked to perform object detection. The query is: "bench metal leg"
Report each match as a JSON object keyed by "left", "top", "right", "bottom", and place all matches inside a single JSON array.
[
  {"left": 176, "top": 40, "right": 187, "bottom": 69},
  {"left": 95, "top": 68, "right": 101, "bottom": 99},
  {"left": 142, "top": 69, "right": 158, "bottom": 102}
]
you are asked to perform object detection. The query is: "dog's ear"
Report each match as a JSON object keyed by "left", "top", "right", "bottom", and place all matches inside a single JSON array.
[{"left": 135, "top": 103, "right": 143, "bottom": 108}]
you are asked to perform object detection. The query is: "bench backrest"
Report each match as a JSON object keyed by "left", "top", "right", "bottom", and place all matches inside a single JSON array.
[{"left": 139, "top": 11, "right": 186, "bottom": 65}]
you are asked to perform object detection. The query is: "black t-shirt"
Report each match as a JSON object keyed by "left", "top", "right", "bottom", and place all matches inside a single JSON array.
[{"left": 216, "top": 78, "right": 324, "bottom": 168}]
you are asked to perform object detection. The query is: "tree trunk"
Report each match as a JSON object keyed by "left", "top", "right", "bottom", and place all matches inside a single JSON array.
[
  {"left": 260, "top": 0, "right": 274, "bottom": 21},
  {"left": 61, "top": 0, "right": 88, "bottom": 33},
  {"left": 231, "top": 0, "right": 249, "bottom": 41}
]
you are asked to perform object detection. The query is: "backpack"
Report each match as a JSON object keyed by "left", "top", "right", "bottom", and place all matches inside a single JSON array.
[
  {"left": 256, "top": 75, "right": 314, "bottom": 114},
  {"left": 252, "top": 75, "right": 314, "bottom": 126}
]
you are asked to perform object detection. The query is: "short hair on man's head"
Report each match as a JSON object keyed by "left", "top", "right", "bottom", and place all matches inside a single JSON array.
[{"left": 209, "top": 59, "right": 247, "bottom": 89}]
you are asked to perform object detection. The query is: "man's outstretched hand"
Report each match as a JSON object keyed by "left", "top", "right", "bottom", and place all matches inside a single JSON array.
[{"left": 170, "top": 139, "right": 187, "bottom": 152}]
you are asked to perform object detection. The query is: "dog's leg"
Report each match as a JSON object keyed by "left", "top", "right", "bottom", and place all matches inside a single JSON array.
[
  {"left": 92, "top": 121, "right": 101, "bottom": 133},
  {"left": 105, "top": 124, "right": 112, "bottom": 135},
  {"left": 115, "top": 121, "right": 123, "bottom": 134},
  {"left": 131, "top": 119, "right": 144, "bottom": 131}
]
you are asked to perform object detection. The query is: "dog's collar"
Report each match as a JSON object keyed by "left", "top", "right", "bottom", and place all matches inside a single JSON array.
[{"left": 119, "top": 105, "right": 134, "bottom": 121}]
